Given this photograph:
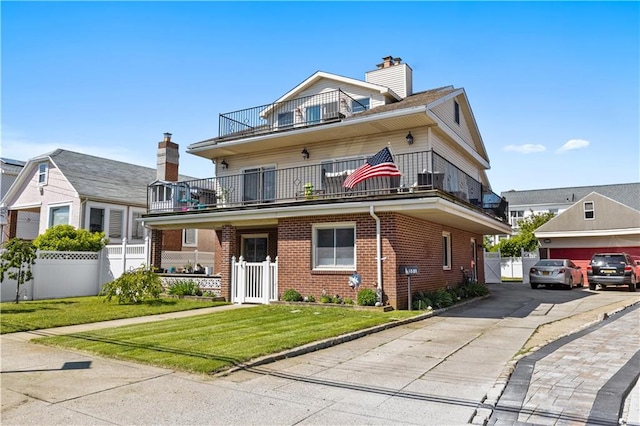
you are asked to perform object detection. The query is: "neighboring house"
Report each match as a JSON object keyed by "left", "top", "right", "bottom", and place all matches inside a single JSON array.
[
  {"left": 501, "top": 182, "right": 640, "bottom": 231},
  {"left": 1, "top": 137, "right": 214, "bottom": 253},
  {"left": 142, "top": 55, "right": 511, "bottom": 309},
  {"left": 1, "top": 158, "right": 29, "bottom": 242},
  {"left": 534, "top": 190, "right": 640, "bottom": 272}
]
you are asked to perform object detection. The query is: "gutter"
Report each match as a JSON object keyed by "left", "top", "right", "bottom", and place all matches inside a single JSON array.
[{"left": 369, "top": 205, "right": 384, "bottom": 306}]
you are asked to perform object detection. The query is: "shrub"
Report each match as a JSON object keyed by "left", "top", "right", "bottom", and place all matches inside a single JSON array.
[
  {"left": 167, "top": 279, "right": 201, "bottom": 296},
  {"left": 357, "top": 288, "right": 377, "bottom": 306},
  {"left": 282, "top": 289, "right": 303, "bottom": 302},
  {"left": 33, "top": 225, "right": 108, "bottom": 251},
  {"left": 331, "top": 295, "right": 342, "bottom": 304},
  {"left": 411, "top": 291, "right": 433, "bottom": 311},
  {"left": 101, "top": 265, "right": 163, "bottom": 304},
  {"left": 305, "top": 295, "right": 316, "bottom": 303},
  {"left": 429, "top": 289, "right": 453, "bottom": 309},
  {"left": 320, "top": 295, "right": 331, "bottom": 303},
  {"left": 466, "top": 283, "right": 489, "bottom": 297}
]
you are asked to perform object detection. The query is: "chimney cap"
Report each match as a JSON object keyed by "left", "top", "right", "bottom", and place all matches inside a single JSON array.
[
  {"left": 377, "top": 55, "right": 401, "bottom": 69},
  {"left": 163, "top": 132, "right": 172, "bottom": 142}
]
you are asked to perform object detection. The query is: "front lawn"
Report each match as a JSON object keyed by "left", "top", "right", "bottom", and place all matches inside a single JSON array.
[
  {"left": 37, "top": 305, "right": 422, "bottom": 375},
  {"left": 0, "top": 296, "right": 228, "bottom": 334}
]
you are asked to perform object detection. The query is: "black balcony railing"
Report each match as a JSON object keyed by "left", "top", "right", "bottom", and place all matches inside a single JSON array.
[
  {"left": 147, "top": 150, "right": 507, "bottom": 221},
  {"left": 218, "top": 89, "right": 369, "bottom": 139}
]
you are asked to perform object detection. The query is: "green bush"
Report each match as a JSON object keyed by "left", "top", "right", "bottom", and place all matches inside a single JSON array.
[
  {"left": 411, "top": 291, "right": 433, "bottom": 310},
  {"left": 282, "top": 289, "right": 303, "bottom": 302},
  {"left": 167, "top": 279, "right": 201, "bottom": 296},
  {"left": 331, "top": 295, "right": 342, "bottom": 304},
  {"left": 429, "top": 289, "right": 453, "bottom": 309},
  {"left": 101, "top": 265, "right": 163, "bottom": 304},
  {"left": 305, "top": 295, "right": 316, "bottom": 303},
  {"left": 34, "top": 225, "right": 108, "bottom": 251},
  {"left": 343, "top": 298, "right": 354, "bottom": 305},
  {"left": 357, "top": 288, "right": 377, "bottom": 306},
  {"left": 320, "top": 295, "right": 331, "bottom": 303}
]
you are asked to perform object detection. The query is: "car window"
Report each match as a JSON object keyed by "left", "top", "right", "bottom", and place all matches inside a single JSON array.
[{"left": 590, "top": 255, "right": 626, "bottom": 266}]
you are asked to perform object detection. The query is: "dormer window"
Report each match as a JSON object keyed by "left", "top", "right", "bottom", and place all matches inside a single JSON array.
[
  {"left": 584, "top": 201, "right": 595, "bottom": 220},
  {"left": 352, "top": 98, "right": 370, "bottom": 113},
  {"left": 454, "top": 100, "right": 460, "bottom": 125},
  {"left": 37, "top": 163, "right": 48, "bottom": 185}
]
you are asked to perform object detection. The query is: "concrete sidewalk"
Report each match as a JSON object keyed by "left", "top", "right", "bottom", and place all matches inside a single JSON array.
[{"left": 2, "top": 284, "right": 639, "bottom": 425}]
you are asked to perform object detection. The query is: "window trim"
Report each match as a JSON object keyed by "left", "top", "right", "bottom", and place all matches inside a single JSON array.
[
  {"left": 442, "top": 231, "right": 452, "bottom": 270},
  {"left": 48, "top": 203, "right": 71, "bottom": 227},
  {"left": 37, "top": 163, "right": 49, "bottom": 186},
  {"left": 312, "top": 222, "right": 356, "bottom": 271},
  {"left": 129, "top": 208, "right": 146, "bottom": 241},
  {"left": 583, "top": 201, "right": 595, "bottom": 220}
]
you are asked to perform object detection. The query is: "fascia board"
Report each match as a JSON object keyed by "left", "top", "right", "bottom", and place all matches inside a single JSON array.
[
  {"left": 143, "top": 197, "right": 511, "bottom": 234},
  {"left": 425, "top": 109, "right": 490, "bottom": 169},
  {"left": 535, "top": 228, "right": 640, "bottom": 238}
]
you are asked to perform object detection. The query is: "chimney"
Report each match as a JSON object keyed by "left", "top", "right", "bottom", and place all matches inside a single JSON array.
[
  {"left": 157, "top": 132, "right": 179, "bottom": 181},
  {"left": 366, "top": 55, "right": 413, "bottom": 98}
]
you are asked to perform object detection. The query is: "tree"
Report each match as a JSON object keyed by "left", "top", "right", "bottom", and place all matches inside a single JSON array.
[
  {"left": 488, "top": 212, "right": 555, "bottom": 257},
  {"left": 0, "top": 238, "right": 37, "bottom": 304},
  {"left": 33, "top": 225, "right": 108, "bottom": 251}
]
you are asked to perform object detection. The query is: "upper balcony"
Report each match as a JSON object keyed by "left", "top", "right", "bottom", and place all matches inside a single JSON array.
[
  {"left": 147, "top": 150, "right": 508, "bottom": 222},
  {"left": 217, "top": 89, "right": 370, "bottom": 141}
]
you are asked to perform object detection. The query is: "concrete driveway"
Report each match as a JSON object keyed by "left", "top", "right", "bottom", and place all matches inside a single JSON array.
[{"left": 2, "top": 283, "right": 639, "bottom": 425}]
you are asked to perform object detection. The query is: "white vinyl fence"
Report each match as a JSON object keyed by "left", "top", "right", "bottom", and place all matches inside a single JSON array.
[
  {"left": 483, "top": 249, "right": 539, "bottom": 284},
  {"left": 231, "top": 255, "right": 278, "bottom": 304},
  {"left": 0, "top": 238, "right": 206, "bottom": 302}
]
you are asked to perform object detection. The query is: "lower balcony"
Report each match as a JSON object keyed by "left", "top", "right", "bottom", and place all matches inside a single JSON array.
[{"left": 147, "top": 150, "right": 508, "bottom": 221}]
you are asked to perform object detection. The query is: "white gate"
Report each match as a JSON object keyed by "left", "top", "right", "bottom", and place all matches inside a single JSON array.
[
  {"left": 484, "top": 250, "right": 502, "bottom": 283},
  {"left": 231, "top": 256, "right": 278, "bottom": 304},
  {"left": 521, "top": 250, "right": 539, "bottom": 284}
]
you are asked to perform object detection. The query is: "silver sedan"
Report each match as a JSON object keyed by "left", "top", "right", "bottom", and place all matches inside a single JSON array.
[{"left": 529, "top": 259, "right": 584, "bottom": 289}]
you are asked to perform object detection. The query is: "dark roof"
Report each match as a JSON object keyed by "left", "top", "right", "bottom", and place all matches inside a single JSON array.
[
  {"left": 32, "top": 149, "right": 196, "bottom": 207},
  {"left": 1, "top": 158, "right": 26, "bottom": 174},
  {"left": 351, "top": 86, "right": 457, "bottom": 119},
  {"left": 501, "top": 182, "right": 640, "bottom": 211}
]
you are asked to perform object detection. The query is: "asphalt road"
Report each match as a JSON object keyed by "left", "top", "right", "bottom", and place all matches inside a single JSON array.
[{"left": 1, "top": 283, "right": 639, "bottom": 425}]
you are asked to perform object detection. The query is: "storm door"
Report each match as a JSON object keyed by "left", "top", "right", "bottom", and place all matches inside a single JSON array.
[{"left": 242, "top": 235, "right": 268, "bottom": 262}]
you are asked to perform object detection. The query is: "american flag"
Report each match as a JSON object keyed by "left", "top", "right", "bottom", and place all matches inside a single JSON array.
[{"left": 342, "top": 147, "right": 401, "bottom": 189}]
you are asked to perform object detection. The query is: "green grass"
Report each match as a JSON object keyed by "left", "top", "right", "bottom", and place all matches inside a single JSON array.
[
  {"left": 36, "top": 305, "right": 422, "bottom": 375},
  {"left": 0, "top": 296, "right": 228, "bottom": 334}
]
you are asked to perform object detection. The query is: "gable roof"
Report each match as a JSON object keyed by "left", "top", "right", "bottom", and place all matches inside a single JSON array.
[
  {"left": 1, "top": 158, "right": 26, "bottom": 175},
  {"left": 3, "top": 149, "right": 196, "bottom": 207},
  {"left": 536, "top": 191, "right": 640, "bottom": 236},
  {"left": 502, "top": 182, "right": 640, "bottom": 211}
]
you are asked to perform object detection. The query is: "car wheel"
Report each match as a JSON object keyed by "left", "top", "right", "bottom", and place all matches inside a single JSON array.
[
  {"left": 566, "top": 277, "right": 573, "bottom": 290},
  {"left": 530, "top": 283, "right": 538, "bottom": 289},
  {"left": 589, "top": 282, "right": 596, "bottom": 290},
  {"left": 629, "top": 276, "right": 637, "bottom": 292},
  {"left": 578, "top": 277, "right": 584, "bottom": 288}
]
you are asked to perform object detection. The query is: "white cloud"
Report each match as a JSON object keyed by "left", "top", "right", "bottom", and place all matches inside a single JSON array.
[
  {"left": 556, "top": 139, "right": 590, "bottom": 153},
  {"left": 503, "top": 144, "right": 546, "bottom": 154}
]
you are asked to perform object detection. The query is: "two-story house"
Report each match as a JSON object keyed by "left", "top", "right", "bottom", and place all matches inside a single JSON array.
[
  {"left": 1, "top": 138, "right": 214, "bottom": 255},
  {"left": 142, "top": 56, "right": 511, "bottom": 309}
]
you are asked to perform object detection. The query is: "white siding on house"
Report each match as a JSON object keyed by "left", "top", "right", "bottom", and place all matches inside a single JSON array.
[
  {"left": 365, "top": 63, "right": 412, "bottom": 98},
  {"left": 16, "top": 211, "right": 40, "bottom": 240},
  {"left": 431, "top": 131, "right": 481, "bottom": 181},
  {"left": 431, "top": 97, "right": 476, "bottom": 150}
]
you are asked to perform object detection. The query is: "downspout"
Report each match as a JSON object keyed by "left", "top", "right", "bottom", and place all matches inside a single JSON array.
[{"left": 369, "top": 205, "right": 383, "bottom": 306}]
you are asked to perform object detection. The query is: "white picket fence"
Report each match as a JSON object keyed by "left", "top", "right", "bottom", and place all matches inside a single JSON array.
[
  {"left": 231, "top": 256, "right": 278, "bottom": 304},
  {"left": 0, "top": 238, "right": 214, "bottom": 302}
]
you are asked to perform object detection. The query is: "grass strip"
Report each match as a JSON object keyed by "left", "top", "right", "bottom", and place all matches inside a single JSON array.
[
  {"left": 0, "top": 296, "right": 228, "bottom": 334},
  {"left": 36, "top": 305, "right": 421, "bottom": 374}
]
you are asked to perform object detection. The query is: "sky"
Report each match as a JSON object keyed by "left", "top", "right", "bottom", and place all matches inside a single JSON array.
[{"left": 2, "top": 1, "right": 638, "bottom": 194}]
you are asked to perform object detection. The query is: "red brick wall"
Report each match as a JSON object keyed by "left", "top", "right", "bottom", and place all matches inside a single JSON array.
[
  {"left": 162, "top": 229, "right": 182, "bottom": 251},
  {"left": 277, "top": 212, "right": 484, "bottom": 310}
]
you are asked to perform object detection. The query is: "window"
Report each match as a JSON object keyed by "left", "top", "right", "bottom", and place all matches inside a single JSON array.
[
  {"left": 442, "top": 231, "right": 451, "bottom": 270},
  {"left": 152, "top": 185, "right": 172, "bottom": 202},
  {"left": 183, "top": 228, "right": 197, "bottom": 247},
  {"left": 89, "top": 208, "right": 104, "bottom": 233},
  {"left": 352, "top": 98, "right": 370, "bottom": 113},
  {"left": 584, "top": 201, "right": 595, "bottom": 220},
  {"left": 38, "top": 163, "right": 48, "bottom": 185},
  {"left": 243, "top": 167, "right": 276, "bottom": 203},
  {"left": 108, "top": 209, "right": 124, "bottom": 239},
  {"left": 313, "top": 223, "right": 356, "bottom": 269},
  {"left": 454, "top": 100, "right": 460, "bottom": 124},
  {"left": 306, "top": 105, "right": 321, "bottom": 124},
  {"left": 49, "top": 205, "right": 70, "bottom": 227},
  {"left": 278, "top": 111, "right": 293, "bottom": 128},
  {"left": 131, "top": 211, "right": 145, "bottom": 240},
  {"left": 510, "top": 210, "right": 524, "bottom": 228}
]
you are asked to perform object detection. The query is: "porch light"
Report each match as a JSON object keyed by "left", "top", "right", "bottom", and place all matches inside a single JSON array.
[
  {"left": 220, "top": 159, "right": 228, "bottom": 169},
  {"left": 406, "top": 132, "right": 414, "bottom": 145},
  {"left": 301, "top": 148, "right": 310, "bottom": 160}
]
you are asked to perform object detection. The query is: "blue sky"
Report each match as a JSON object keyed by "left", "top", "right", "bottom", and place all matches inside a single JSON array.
[{"left": 2, "top": 1, "right": 638, "bottom": 194}]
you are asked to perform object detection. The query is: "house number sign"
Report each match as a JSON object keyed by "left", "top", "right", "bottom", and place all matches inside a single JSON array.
[{"left": 399, "top": 266, "right": 419, "bottom": 275}]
